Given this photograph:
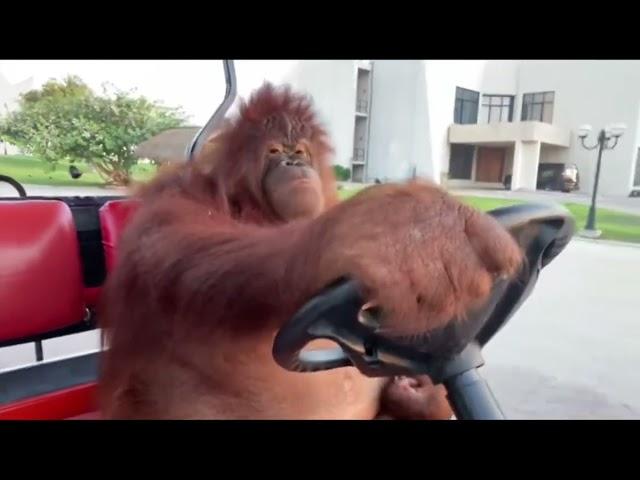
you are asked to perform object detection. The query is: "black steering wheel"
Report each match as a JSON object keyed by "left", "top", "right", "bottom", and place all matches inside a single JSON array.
[
  {"left": 272, "top": 203, "right": 576, "bottom": 420},
  {"left": 0, "top": 175, "right": 27, "bottom": 198}
]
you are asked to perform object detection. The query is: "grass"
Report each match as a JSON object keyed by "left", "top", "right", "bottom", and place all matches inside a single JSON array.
[
  {"left": 0, "top": 155, "right": 156, "bottom": 187},
  {"left": 3, "top": 157, "right": 639, "bottom": 244},
  {"left": 455, "top": 196, "right": 526, "bottom": 211},
  {"left": 340, "top": 187, "right": 640, "bottom": 244},
  {"left": 562, "top": 203, "right": 640, "bottom": 244},
  {"left": 459, "top": 196, "right": 640, "bottom": 244}
]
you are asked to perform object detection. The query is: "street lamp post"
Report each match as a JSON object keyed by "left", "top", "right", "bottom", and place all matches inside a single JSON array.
[{"left": 577, "top": 123, "right": 626, "bottom": 236}]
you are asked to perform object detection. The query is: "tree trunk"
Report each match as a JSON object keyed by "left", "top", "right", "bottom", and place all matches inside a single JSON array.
[{"left": 92, "top": 160, "right": 130, "bottom": 186}]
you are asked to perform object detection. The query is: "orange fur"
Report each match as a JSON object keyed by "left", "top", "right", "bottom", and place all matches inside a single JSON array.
[{"left": 98, "top": 83, "right": 522, "bottom": 419}]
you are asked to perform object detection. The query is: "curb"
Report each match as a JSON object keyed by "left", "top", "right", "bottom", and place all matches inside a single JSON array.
[{"left": 570, "top": 236, "right": 640, "bottom": 249}]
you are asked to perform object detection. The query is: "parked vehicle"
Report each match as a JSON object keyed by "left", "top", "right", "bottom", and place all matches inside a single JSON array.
[
  {"left": 503, "top": 163, "right": 580, "bottom": 193},
  {"left": 537, "top": 163, "right": 580, "bottom": 192}
]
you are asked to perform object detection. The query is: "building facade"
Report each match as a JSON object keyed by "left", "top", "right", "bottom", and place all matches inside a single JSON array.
[
  {"left": 279, "top": 60, "right": 640, "bottom": 197},
  {"left": 0, "top": 71, "right": 34, "bottom": 155}
]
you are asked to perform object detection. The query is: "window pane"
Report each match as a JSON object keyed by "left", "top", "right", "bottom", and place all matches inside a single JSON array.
[
  {"left": 544, "top": 92, "right": 555, "bottom": 102},
  {"left": 470, "top": 101, "right": 478, "bottom": 123},
  {"left": 457, "top": 87, "right": 479, "bottom": 102},
  {"left": 634, "top": 148, "right": 640, "bottom": 186},
  {"left": 533, "top": 93, "right": 544, "bottom": 103},
  {"left": 521, "top": 102, "right": 529, "bottom": 120},
  {"left": 500, "top": 105, "right": 509, "bottom": 121},
  {"left": 455, "top": 88, "right": 479, "bottom": 123},
  {"left": 531, "top": 103, "right": 543, "bottom": 121},
  {"left": 488, "top": 107, "right": 499, "bottom": 123},
  {"left": 450, "top": 145, "right": 474, "bottom": 179},
  {"left": 454, "top": 99, "right": 462, "bottom": 123},
  {"left": 461, "top": 103, "right": 474, "bottom": 124},
  {"left": 480, "top": 106, "right": 490, "bottom": 123},
  {"left": 523, "top": 93, "right": 533, "bottom": 104},
  {"left": 542, "top": 103, "right": 553, "bottom": 123}
]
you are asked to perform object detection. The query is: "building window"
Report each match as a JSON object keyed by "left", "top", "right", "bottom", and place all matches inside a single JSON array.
[
  {"left": 634, "top": 148, "right": 640, "bottom": 187},
  {"left": 521, "top": 91, "right": 555, "bottom": 123},
  {"left": 480, "top": 95, "right": 514, "bottom": 123},
  {"left": 449, "top": 144, "right": 475, "bottom": 179},
  {"left": 454, "top": 87, "right": 479, "bottom": 124}
]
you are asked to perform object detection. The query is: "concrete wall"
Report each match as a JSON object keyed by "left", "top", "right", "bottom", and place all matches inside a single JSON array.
[
  {"left": 423, "top": 60, "right": 520, "bottom": 184},
  {"left": 367, "top": 60, "right": 431, "bottom": 182},
  {"left": 540, "top": 144, "right": 566, "bottom": 164},
  {"left": 481, "top": 60, "right": 520, "bottom": 96},
  {"left": 512, "top": 141, "right": 541, "bottom": 190},
  {"left": 0, "top": 72, "right": 34, "bottom": 157},
  {"left": 230, "top": 60, "right": 358, "bottom": 169},
  {"left": 423, "top": 60, "right": 487, "bottom": 184},
  {"left": 449, "top": 121, "right": 570, "bottom": 146},
  {"left": 0, "top": 72, "right": 34, "bottom": 113},
  {"left": 281, "top": 60, "right": 357, "bottom": 169},
  {"left": 233, "top": 60, "right": 639, "bottom": 195},
  {"left": 516, "top": 60, "right": 640, "bottom": 196}
]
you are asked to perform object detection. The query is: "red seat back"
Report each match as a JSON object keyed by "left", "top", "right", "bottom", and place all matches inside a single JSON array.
[
  {"left": 99, "top": 199, "right": 140, "bottom": 273},
  {"left": 0, "top": 200, "right": 86, "bottom": 342}
]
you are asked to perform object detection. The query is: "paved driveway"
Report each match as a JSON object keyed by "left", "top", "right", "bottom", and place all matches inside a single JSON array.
[{"left": 482, "top": 238, "right": 640, "bottom": 419}]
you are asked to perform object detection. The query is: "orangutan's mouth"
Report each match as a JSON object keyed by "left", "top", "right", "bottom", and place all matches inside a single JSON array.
[{"left": 291, "top": 178, "right": 313, "bottom": 187}]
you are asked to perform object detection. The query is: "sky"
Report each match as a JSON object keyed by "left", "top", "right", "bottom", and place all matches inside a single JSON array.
[{"left": 0, "top": 60, "right": 298, "bottom": 126}]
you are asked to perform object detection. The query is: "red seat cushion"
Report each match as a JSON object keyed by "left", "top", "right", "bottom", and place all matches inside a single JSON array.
[
  {"left": 67, "top": 410, "right": 101, "bottom": 420},
  {"left": 0, "top": 200, "right": 86, "bottom": 342},
  {"left": 0, "top": 383, "right": 98, "bottom": 420},
  {"left": 99, "top": 199, "right": 140, "bottom": 272},
  {"left": 83, "top": 286, "right": 102, "bottom": 308}
]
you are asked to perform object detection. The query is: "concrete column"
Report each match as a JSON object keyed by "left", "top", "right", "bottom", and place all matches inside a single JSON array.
[{"left": 511, "top": 140, "right": 541, "bottom": 191}]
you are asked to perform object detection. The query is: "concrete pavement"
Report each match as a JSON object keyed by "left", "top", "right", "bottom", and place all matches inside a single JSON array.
[{"left": 482, "top": 238, "right": 640, "bottom": 419}]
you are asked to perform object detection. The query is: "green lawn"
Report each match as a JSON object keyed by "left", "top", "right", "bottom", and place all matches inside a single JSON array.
[
  {"left": 340, "top": 187, "right": 640, "bottom": 244},
  {"left": 458, "top": 196, "right": 640, "bottom": 244},
  {"left": 0, "top": 155, "right": 156, "bottom": 187},
  {"left": 4, "top": 157, "right": 639, "bottom": 244}
]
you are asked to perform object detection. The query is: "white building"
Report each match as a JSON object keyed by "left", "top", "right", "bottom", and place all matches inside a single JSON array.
[
  {"left": 0, "top": 71, "right": 33, "bottom": 155},
  {"left": 278, "top": 60, "right": 640, "bottom": 197}
]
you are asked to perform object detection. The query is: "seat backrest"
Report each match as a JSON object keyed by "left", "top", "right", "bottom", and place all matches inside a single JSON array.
[
  {"left": 99, "top": 199, "right": 140, "bottom": 272},
  {"left": 0, "top": 200, "right": 86, "bottom": 343}
]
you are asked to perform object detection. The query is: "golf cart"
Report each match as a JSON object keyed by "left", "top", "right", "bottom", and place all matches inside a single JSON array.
[{"left": 0, "top": 60, "right": 575, "bottom": 420}]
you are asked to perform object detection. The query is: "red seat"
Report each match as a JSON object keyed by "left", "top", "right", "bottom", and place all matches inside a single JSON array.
[
  {"left": 99, "top": 199, "right": 140, "bottom": 272},
  {"left": 0, "top": 383, "right": 98, "bottom": 420},
  {"left": 67, "top": 410, "right": 101, "bottom": 420},
  {"left": 0, "top": 200, "right": 86, "bottom": 342},
  {"left": 84, "top": 286, "right": 102, "bottom": 308}
]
